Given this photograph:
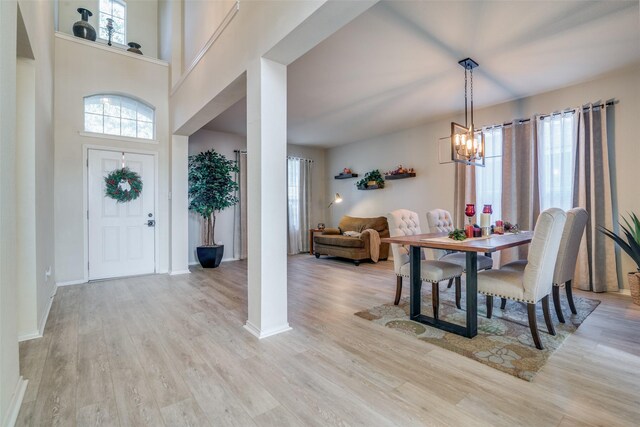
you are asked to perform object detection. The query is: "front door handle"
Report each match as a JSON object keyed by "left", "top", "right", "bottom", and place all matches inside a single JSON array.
[{"left": 146, "top": 220, "right": 155, "bottom": 227}]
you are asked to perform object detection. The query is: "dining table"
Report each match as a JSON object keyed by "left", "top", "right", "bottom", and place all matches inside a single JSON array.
[{"left": 381, "top": 231, "right": 533, "bottom": 338}]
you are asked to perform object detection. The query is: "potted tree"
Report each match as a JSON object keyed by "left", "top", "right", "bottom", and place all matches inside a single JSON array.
[
  {"left": 188, "top": 149, "right": 239, "bottom": 268},
  {"left": 600, "top": 212, "right": 640, "bottom": 305}
]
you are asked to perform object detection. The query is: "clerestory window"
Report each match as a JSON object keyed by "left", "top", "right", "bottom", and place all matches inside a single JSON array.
[{"left": 99, "top": 0, "right": 126, "bottom": 45}]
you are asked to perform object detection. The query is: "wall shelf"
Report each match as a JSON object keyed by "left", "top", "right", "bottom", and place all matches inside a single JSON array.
[
  {"left": 357, "top": 185, "right": 383, "bottom": 190},
  {"left": 384, "top": 173, "right": 416, "bottom": 180},
  {"left": 334, "top": 173, "right": 358, "bottom": 179}
]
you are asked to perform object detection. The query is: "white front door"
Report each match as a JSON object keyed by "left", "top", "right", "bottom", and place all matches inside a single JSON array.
[{"left": 88, "top": 149, "right": 156, "bottom": 280}]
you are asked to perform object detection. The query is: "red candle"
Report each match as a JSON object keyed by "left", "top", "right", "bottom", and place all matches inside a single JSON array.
[{"left": 465, "top": 224, "right": 474, "bottom": 238}]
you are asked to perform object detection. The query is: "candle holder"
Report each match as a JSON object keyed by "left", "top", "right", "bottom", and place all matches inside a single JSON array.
[{"left": 106, "top": 18, "right": 114, "bottom": 46}]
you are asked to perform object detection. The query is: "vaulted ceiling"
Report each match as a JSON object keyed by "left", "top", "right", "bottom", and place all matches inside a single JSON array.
[{"left": 204, "top": 0, "right": 640, "bottom": 147}]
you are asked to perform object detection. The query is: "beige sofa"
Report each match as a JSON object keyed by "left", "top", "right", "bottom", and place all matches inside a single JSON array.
[{"left": 314, "top": 216, "right": 390, "bottom": 265}]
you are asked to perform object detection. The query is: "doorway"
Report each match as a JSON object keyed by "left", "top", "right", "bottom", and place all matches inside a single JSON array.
[{"left": 87, "top": 148, "right": 156, "bottom": 280}]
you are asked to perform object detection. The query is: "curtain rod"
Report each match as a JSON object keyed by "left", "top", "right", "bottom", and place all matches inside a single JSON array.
[
  {"left": 288, "top": 156, "right": 314, "bottom": 163},
  {"left": 483, "top": 100, "right": 617, "bottom": 130}
]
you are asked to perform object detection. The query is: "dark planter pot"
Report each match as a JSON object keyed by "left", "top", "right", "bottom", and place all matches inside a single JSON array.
[
  {"left": 72, "top": 8, "right": 97, "bottom": 41},
  {"left": 127, "top": 42, "right": 143, "bottom": 55},
  {"left": 197, "top": 245, "right": 224, "bottom": 268}
]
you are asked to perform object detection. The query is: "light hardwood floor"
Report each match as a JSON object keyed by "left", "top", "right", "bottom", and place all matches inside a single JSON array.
[{"left": 16, "top": 255, "right": 640, "bottom": 426}]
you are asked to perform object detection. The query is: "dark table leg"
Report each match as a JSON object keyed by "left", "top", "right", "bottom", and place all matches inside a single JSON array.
[
  {"left": 409, "top": 246, "right": 422, "bottom": 319},
  {"left": 465, "top": 251, "right": 478, "bottom": 338}
]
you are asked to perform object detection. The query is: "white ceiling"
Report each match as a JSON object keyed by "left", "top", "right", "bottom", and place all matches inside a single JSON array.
[{"left": 203, "top": 0, "right": 640, "bottom": 147}]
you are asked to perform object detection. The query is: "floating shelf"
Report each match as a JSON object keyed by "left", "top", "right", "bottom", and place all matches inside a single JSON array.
[
  {"left": 384, "top": 173, "right": 416, "bottom": 180},
  {"left": 357, "top": 185, "right": 383, "bottom": 190},
  {"left": 334, "top": 173, "right": 359, "bottom": 179}
]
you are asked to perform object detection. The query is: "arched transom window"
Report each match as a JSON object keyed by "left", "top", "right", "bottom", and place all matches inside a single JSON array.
[{"left": 84, "top": 94, "right": 155, "bottom": 140}]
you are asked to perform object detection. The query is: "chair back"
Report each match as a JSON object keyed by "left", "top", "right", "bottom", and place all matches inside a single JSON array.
[
  {"left": 426, "top": 209, "right": 454, "bottom": 259},
  {"left": 386, "top": 209, "right": 421, "bottom": 274},
  {"left": 553, "top": 208, "right": 588, "bottom": 285},
  {"left": 523, "top": 208, "right": 567, "bottom": 302}
]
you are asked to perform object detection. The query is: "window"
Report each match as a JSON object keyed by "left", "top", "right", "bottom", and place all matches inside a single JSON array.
[
  {"left": 84, "top": 94, "right": 155, "bottom": 140},
  {"left": 476, "top": 126, "right": 503, "bottom": 219},
  {"left": 99, "top": 0, "right": 126, "bottom": 45},
  {"left": 538, "top": 112, "right": 576, "bottom": 211}
]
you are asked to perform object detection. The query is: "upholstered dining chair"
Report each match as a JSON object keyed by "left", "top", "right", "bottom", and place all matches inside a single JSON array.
[
  {"left": 477, "top": 208, "right": 567, "bottom": 350},
  {"left": 426, "top": 209, "right": 494, "bottom": 288},
  {"left": 387, "top": 209, "right": 463, "bottom": 317},
  {"left": 500, "top": 208, "right": 588, "bottom": 323}
]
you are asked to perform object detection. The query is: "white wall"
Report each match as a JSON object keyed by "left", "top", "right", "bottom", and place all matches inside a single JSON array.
[
  {"left": 58, "top": 0, "right": 159, "bottom": 57},
  {"left": 326, "top": 63, "right": 640, "bottom": 287},
  {"left": 187, "top": 129, "right": 328, "bottom": 264},
  {"left": 182, "top": 0, "right": 236, "bottom": 71},
  {"left": 54, "top": 34, "right": 170, "bottom": 284}
]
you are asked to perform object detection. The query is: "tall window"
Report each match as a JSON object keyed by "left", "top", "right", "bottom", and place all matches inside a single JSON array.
[
  {"left": 99, "top": 0, "right": 126, "bottom": 45},
  {"left": 538, "top": 112, "right": 576, "bottom": 211},
  {"left": 287, "top": 157, "right": 312, "bottom": 254},
  {"left": 476, "top": 126, "right": 503, "bottom": 219},
  {"left": 84, "top": 94, "right": 155, "bottom": 140}
]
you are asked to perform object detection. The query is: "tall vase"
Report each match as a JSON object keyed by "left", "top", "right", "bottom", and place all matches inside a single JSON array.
[{"left": 72, "top": 8, "right": 97, "bottom": 41}]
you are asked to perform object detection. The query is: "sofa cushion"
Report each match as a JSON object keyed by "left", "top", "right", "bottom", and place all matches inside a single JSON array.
[
  {"left": 339, "top": 215, "right": 388, "bottom": 233},
  {"left": 314, "top": 234, "right": 365, "bottom": 248}
]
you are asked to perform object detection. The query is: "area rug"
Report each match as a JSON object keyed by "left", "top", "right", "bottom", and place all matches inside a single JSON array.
[{"left": 355, "top": 288, "right": 599, "bottom": 381}]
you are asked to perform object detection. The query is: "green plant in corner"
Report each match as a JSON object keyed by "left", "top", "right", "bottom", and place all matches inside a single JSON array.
[
  {"left": 188, "top": 149, "right": 239, "bottom": 246},
  {"left": 599, "top": 212, "right": 640, "bottom": 272},
  {"left": 356, "top": 169, "right": 385, "bottom": 189}
]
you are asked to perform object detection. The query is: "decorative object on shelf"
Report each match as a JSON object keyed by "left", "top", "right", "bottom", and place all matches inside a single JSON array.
[
  {"left": 451, "top": 57, "right": 485, "bottom": 167},
  {"left": 104, "top": 167, "right": 143, "bottom": 203},
  {"left": 599, "top": 212, "right": 640, "bottom": 305},
  {"left": 106, "top": 17, "right": 114, "bottom": 46},
  {"left": 72, "top": 8, "right": 97, "bottom": 41},
  {"left": 317, "top": 223, "right": 325, "bottom": 230},
  {"left": 127, "top": 42, "right": 143, "bottom": 55},
  {"left": 335, "top": 168, "right": 358, "bottom": 179},
  {"left": 327, "top": 193, "right": 343, "bottom": 208},
  {"left": 494, "top": 219, "right": 504, "bottom": 235},
  {"left": 189, "top": 149, "right": 239, "bottom": 268},
  {"left": 356, "top": 170, "right": 385, "bottom": 190},
  {"left": 448, "top": 228, "right": 467, "bottom": 241},
  {"left": 384, "top": 165, "right": 416, "bottom": 180}
]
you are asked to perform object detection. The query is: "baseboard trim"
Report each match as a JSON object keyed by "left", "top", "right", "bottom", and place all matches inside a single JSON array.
[
  {"left": 243, "top": 321, "right": 292, "bottom": 339},
  {"left": 169, "top": 270, "right": 191, "bottom": 276},
  {"left": 2, "top": 376, "right": 27, "bottom": 427},
  {"left": 18, "top": 285, "right": 56, "bottom": 342},
  {"left": 56, "top": 279, "right": 86, "bottom": 287}
]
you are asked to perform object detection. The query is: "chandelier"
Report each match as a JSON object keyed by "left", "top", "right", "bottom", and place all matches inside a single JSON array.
[{"left": 451, "top": 58, "right": 485, "bottom": 167}]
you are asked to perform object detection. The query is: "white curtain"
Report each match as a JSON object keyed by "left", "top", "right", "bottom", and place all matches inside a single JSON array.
[
  {"left": 537, "top": 112, "right": 576, "bottom": 211},
  {"left": 476, "top": 126, "right": 503, "bottom": 266},
  {"left": 287, "top": 157, "right": 312, "bottom": 254},
  {"left": 233, "top": 151, "right": 247, "bottom": 260}
]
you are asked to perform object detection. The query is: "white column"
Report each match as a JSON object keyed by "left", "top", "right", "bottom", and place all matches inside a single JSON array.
[
  {"left": 170, "top": 134, "right": 190, "bottom": 275},
  {"left": 244, "top": 57, "right": 291, "bottom": 339}
]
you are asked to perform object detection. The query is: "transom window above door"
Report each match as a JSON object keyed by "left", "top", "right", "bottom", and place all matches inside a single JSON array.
[
  {"left": 84, "top": 94, "right": 155, "bottom": 140},
  {"left": 99, "top": 0, "right": 126, "bottom": 45}
]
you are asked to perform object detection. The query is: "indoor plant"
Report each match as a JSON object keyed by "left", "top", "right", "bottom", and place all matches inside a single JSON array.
[
  {"left": 600, "top": 212, "right": 640, "bottom": 304},
  {"left": 356, "top": 169, "right": 385, "bottom": 190},
  {"left": 188, "top": 149, "right": 239, "bottom": 268}
]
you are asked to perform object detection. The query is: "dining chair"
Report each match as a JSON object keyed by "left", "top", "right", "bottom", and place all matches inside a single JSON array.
[
  {"left": 500, "top": 208, "right": 588, "bottom": 323},
  {"left": 477, "top": 208, "right": 566, "bottom": 350},
  {"left": 387, "top": 209, "right": 463, "bottom": 317},
  {"left": 426, "top": 209, "right": 494, "bottom": 289}
]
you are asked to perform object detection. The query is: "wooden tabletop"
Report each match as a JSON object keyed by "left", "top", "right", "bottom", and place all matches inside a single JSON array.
[{"left": 381, "top": 231, "right": 533, "bottom": 253}]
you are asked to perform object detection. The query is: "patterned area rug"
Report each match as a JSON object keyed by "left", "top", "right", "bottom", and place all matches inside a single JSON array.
[{"left": 355, "top": 288, "right": 599, "bottom": 381}]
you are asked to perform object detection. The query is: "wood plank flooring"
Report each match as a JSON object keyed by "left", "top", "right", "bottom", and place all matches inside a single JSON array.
[{"left": 16, "top": 255, "right": 640, "bottom": 426}]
